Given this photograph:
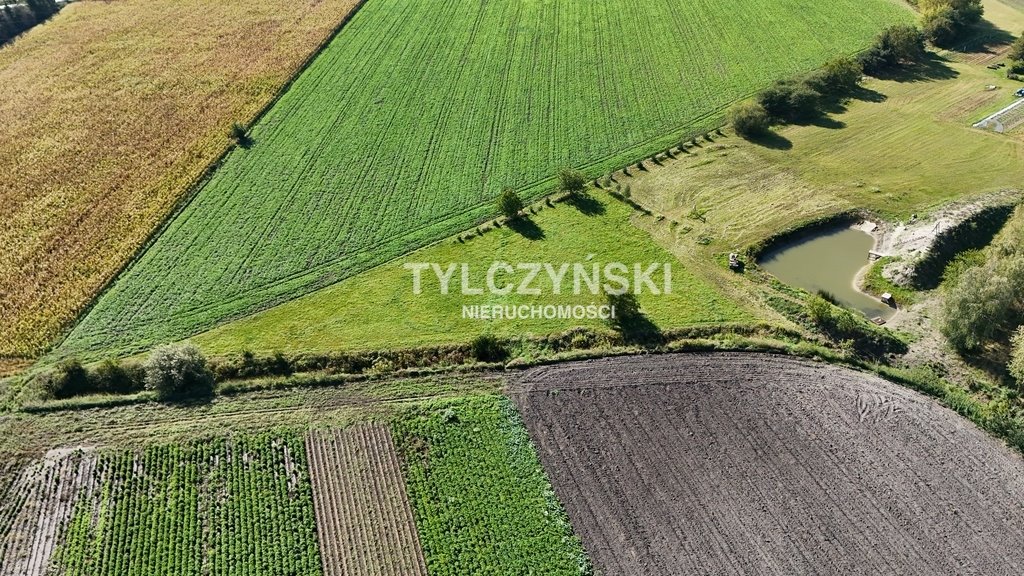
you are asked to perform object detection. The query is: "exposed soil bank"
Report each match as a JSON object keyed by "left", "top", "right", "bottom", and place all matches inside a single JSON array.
[{"left": 511, "top": 352, "right": 1024, "bottom": 576}]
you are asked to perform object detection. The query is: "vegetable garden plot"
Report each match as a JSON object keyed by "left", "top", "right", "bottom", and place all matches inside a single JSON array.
[
  {"left": 306, "top": 426, "right": 427, "bottom": 576},
  {"left": 392, "top": 396, "right": 591, "bottom": 575},
  {"left": 48, "top": 434, "right": 322, "bottom": 576},
  {"left": 55, "top": 0, "right": 912, "bottom": 361}
]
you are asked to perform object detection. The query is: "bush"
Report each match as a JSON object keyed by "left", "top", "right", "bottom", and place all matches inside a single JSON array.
[
  {"left": 93, "top": 359, "right": 145, "bottom": 394},
  {"left": 144, "top": 343, "right": 215, "bottom": 399},
  {"left": 1010, "top": 34, "right": 1024, "bottom": 62},
  {"left": 805, "top": 57, "right": 863, "bottom": 95},
  {"left": 40, "top": 359, "right": 92, "bottom": 399},
  {"left": 557, "top": 167, "right": 587, "bottom": 196},
  {"left": 497, "top": 187, "right": 524, "bottom": 220},
  {"left": 229, "top": 122, "right": 248, "bottom": 143},
  {"left": 470, "top": 334, "right": 508, "bottom": 362},
  {"left": 728, "top": 101, "right": 770, "bottom": 138},
  {"left": 922, "top": 7, "right": 959, "bottom": 47},
  {"left": 756, "top": 79, "right": 821, "bottom": 123},
  {"left": 859, "top": 25, "right": 926, "bottom": 75},
  {"left": 1011, "top": 327, "right": 1024, "bottom": 385},
  {"left": 942, "top": 259, "right": 1023, "bottom": 352}
]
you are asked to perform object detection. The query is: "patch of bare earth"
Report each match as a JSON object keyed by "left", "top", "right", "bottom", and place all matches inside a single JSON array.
[
  {"left": 0, "top": 447, "right": 97, "bottom": 576},
  {"left": 306, "top": 425, "right": 427, "bottom": 576},
  {"left": 510, "top": 352, "right": 1024, "bottom": 576}
]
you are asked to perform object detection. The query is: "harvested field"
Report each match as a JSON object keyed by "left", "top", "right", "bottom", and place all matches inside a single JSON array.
[
  {"left": 511, "top": 352, "right": 1024, "bottom": 576},
  {"left": 306, "top": 426, "right": 427, "bottom": 576},
  {"left": 0, "top": 0, "right": 360, "bottom": 359}
]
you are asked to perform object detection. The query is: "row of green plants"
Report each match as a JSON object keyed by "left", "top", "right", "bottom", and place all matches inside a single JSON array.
[
  {"left": 392, "top": 396, "right": 591, "bottom": 575},
  {"left": 52, "top": 433, "right": 322, "bottom": 576}
]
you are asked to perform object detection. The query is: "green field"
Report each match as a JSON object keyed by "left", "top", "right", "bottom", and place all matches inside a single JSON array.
[
  {"left": 393, "top": 396, "right": 590, "bottom": 575},
  {"left": 190, "top": 191, "right": 753, "bottom": 357},
  {"left": 52, "top": 434, "right": 321, "bottom": 576},
  {"left": 52, "top": 0, "right": 910, "bottom": 361}
]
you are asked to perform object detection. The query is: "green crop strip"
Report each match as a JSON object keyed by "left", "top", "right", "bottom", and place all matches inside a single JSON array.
[
  {"left": 55, "top": 0, "right": 911, "bottom": 361},
  {"left": 52, "top": 434, "right": 322, "bottom": 576},
  {"left": 393, "top": 395, "right": 591, "bottom": 575}
]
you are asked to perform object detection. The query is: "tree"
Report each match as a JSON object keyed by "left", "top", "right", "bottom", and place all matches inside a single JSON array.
[
  {"left": 922, "top": 7, "right": 959, "bottom": 47},
  {"left": 557, "top": 167, "right": 586, "bottom": 196},
  {"left": 39, "top": 358, "right": 92, "bottom": 399},
  {"left": 883, "top": 25, "right": 927, "bottom": 63},
  {"left": 1010, "top": 327, "right": 1024, "bottom": 385},
  {"left": 728, "top": 101, "right": 770, "bottom": 138},
  {"left": 144, "top": 343, "right": 215, "bottom": 399},
  {"left": 756, "top": 79, "right": 821, "bottom": 123},
  {"left": 1009, "top": 34, "right": 1024, "bottom": 62},
  {"left": 496, "top": 187, "right": 524, "bottom": 219},
  {"left": 805, "top": 57, "right": 863, "bottom": 95},
  {"left": 942, "top": 261, "right": 1017, "bottom": 351}
]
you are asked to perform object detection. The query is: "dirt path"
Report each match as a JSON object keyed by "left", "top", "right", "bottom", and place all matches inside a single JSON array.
[{"left": 510, "top": 352, "right": 1024, "bottom": 576}]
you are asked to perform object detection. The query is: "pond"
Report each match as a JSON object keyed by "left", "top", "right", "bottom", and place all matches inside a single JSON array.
[{"left": 759, "top": 226, "right": 895, "bottom": 320}]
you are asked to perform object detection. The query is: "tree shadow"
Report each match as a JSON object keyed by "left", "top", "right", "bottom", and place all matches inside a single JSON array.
[
  {"left": 748, "top": 130, "right": 792, "bottom": 150},
  {"left": 507, "top": 216, "right": 545, "bottom": 240},
  {"left": 565, "top": 192, "right": 606, "bottom": 216},
  {"left": 950, "top": 19, "right": 1016, "bottom": 56},
  {"left": 608, "top": 293, "right": 664, "bottom": 346},
  {"left": 872, "top": 53, "right": 959, "bottom": 83},
  {"left": 235, "top": 135, "right": 254, "bottom": 149}
]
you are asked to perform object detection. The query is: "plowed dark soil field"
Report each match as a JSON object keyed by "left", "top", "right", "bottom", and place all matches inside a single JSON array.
[{"left": 510, "top": 353, "right": 1024, "bottom": 576}]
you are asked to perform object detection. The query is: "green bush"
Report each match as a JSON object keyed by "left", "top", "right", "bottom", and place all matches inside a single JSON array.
[
  {"left": 756, "top": 79, "right": 821, "bottom": 123},
  {"left": 470, "top": 334, "right": 508, "bottom": 362},
  {"left": 922, "top": 7, "right": 959, "bottom": 47},
  {"left": 497, "top": 187, "right": 524, "bottom": 220},
  {"left": 859, "top": 24, "right": 926, "bottom": 75},
  {"left": 804, "top": 57, "right": 863, "bottom": 95},
  {"left": 557, "top": 167, "right": 587, "bottom": 196},
  {"left": 92, "top": 359, "right": 145, "bottom": 394},
  {"left": 40, "top": 358, "right": 92, "bottom": 399},
  {"left": 728, "top": 101, "right": 770, "bottom": 138},
  {"left": 1009, "top": 34, "right": 1024, "bottom": 62},
  {"left": 144, "top": 343, "right": 215, "bottom": 399}
]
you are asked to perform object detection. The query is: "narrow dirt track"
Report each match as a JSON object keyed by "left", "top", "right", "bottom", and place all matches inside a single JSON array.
[{"left": 510, "top": 352, "right": 1024, "bottom": 576}]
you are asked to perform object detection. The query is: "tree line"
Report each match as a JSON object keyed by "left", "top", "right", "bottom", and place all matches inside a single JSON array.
[
  {"left": 0, "top": 0, "right": 62, "bottom": 46},
  {"left": 730, "top": 25, "right": 928, "bottom": 138}
]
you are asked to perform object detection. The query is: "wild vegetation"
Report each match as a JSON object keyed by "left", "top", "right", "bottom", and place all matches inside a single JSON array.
[
  {"left": 393, "top": 396, "right": 591, "bottom": 575},
  {"left": 942, "top": 206, "right": 1024, "bottom": 356},
  {"left": 0, "top": 0, "right": 361, "bottom": 360},
  {"left": 52, "top": 0, "right": 911, "bottom": 362}
]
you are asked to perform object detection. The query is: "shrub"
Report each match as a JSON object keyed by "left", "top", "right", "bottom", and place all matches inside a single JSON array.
[
  {"left": 93, "top": 359, "right": 145, "bottom": 394},
  {"left": 942, "top": 259, "right": 1021, "bottom": 351},
  {"left": 1010, "top": 34, "right": 1024, "bottom": 62},
  {"left": 860, "top": 24, "right": 926, "bottom": 74},
  {"left": 805, "top": 57, "right": 863, "bottom": 95},
  {"left": 144, "top": 343, "right": 215, "bottom": 399},
  {"left": 471, "top": 334, "right": 508, "bottom": 362},
  {"left": 229, "top": 122, "right": 248, "bottom": 143},
  {"left": 757, "top": 79, "right": 821, "bottom": 123},
  {"left": 1011, "top": 327, "right": 1024, "bottom": 385},
  {"left": 728, "top": 101, "right": 770, "bottom": 138},
  {"left": 497, "top": 187, "right": 524, "bottom": 219},
  {"left": 40, "top": 358, "right": 92, "bottom": 399},
  {"left": 557, "top": 167, "right": 587, "bottom": 196},
  {"left": 922, "top": 7, "right": 959, "bottom": 47}
]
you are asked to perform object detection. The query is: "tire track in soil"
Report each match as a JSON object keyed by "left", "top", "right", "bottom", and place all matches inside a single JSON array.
[{"left": 510, "top": 352, "right": 1024, "bottom": 576}]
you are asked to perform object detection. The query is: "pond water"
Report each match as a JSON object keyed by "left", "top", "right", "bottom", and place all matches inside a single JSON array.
[{"left": 759, "top": 226, "right": 895, "bottom": 320}]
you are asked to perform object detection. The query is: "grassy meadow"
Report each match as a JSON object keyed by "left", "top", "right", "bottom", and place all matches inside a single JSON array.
[
  {"left": 0, "top": 0, "right": 361, "bottom": 359},
  {"left": 54, "top": 0, "right": 911, "bottom": 362},
  {"left": 190, "top": 191, "right": 754, "bottom": 357}
]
